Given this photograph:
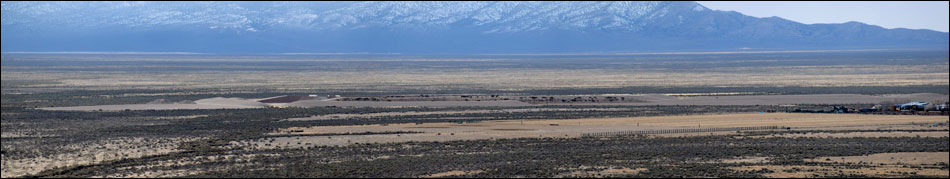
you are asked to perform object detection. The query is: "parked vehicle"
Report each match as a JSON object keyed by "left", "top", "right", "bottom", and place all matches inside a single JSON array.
[{"left": 895, "top": 102, "right": 929, "bottom": 111}]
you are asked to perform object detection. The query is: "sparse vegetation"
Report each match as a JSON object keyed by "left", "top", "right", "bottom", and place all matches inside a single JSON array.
[{"left": 3, "top": 51, "right": 948, "bottom": 178}]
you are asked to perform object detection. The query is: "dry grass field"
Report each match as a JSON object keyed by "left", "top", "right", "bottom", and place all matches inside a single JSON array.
[
  {"left": 255, "top": 113, "right": 949, "bottom": 148},
  {"left": 4, "top": 64, "right": 947, "bottom": 93}
]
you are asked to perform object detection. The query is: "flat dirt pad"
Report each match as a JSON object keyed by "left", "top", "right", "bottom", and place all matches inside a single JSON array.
[
  {"left": 258, "top": 113, "right": 948, "bottom": 148},
  {"left": 284, "top": 108, "right": 631, "bottom": 121},
  {"left": 754, "top": 131, "right": 949, "bottom": 138},
  {"left": 557, "top": 93, "right": 948, "bottom": 106},
  {"left": 421, "top": 170, "right": 485, "bottom": 178},
  {"left": 809, "top": 152, "right": 950, "bottom": 165},
  {"left": 286, "top": 100, "right": 534, "bottom": 108},
  {"left": 556, "top": 167, "right": 647, "bottom": 178},
  {"left": 732, "top": 164, "right": 949, "bottom": 178}
]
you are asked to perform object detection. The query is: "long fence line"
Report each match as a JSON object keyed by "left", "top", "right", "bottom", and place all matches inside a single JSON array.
[{"left": 581, "top": 126, "right": 786, "bottom": 137}]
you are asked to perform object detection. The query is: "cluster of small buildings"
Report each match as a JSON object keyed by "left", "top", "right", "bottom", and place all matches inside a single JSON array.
[
  {"left": 792, "top": 101, "right": 949, "bottom": 114},
  {"left": 885, "top": 101, "right": 948, "bottom": 112}
]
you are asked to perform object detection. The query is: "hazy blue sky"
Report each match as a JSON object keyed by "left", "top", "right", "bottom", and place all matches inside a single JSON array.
[{"left": 697, "top": 1, "right": 950, "bottom": 32}]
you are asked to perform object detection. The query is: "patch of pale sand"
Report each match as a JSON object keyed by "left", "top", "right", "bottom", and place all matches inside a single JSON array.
[
  {"left": 809, "top": 152, "right": 950, "bottom": 165},
  {"left": 421, "top": 170, "right": 485, "bottom": 178},
  {"left": 40, "top": 104, "right": 266, "bottom": 111},
  {"left": 601, "top": 168, "right": 647, "bottom": 175},
  {"left": 283, "top": 108, "right": 631, "bottom": 121},
  {"left": 571, "top": 113, "right": 948, "bottom": 129},
  {"left": 556, "top": 166, "right": 647, "bottom": 178},
  {"left": 286, "top": 100, "right": 534, "bottom": 108},
  {"left": 753, "top": 131, "right": 949, "bottom": 139},
  {"left": 40, "top": 97, "right": 268, "bottom": 111},
  {"left": 193, "top": 97, "right": 268, "bottom": 107},
  {"left": 718, "top": 156, "right": 771, "bottom": 164},
  {"left": 0, "top": 132, "right": 59, "bottom": 138},
  {"left": 652, "top": 131, "right": 739, "bottom": 138},
  {"left": 98, "top": 169, "right": 206, "bottom": 178},
  {"left": 254, "top": 113, "right": 945, "bottom": 148},
  {"left": 284, "top": 113, "right": 945, "bottom": 133},
  {"left": 501, "top": 113, "right": 944, "bottom": 129},
  {"left": 731, "top": 165, "right": 949, "bottom": 178},
  {"left": 795, "top": 125, "right": 946, "bottom": 131},
  {"left": 156, "top": 115, "right": 210, "bottom": 120}
]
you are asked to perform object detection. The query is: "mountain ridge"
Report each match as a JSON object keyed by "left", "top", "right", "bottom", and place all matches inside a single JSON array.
[{"left": 2, "top": 1, "right": 947, "bottom": 53}]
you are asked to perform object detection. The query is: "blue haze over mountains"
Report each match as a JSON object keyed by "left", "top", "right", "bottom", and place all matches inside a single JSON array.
[{"left": 2, "top": 1, "right": 948, "bottom": 54}]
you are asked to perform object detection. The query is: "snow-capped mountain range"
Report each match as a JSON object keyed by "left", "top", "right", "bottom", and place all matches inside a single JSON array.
[{"left": 2, "top": 1, "right": 947, "bottom": 53}]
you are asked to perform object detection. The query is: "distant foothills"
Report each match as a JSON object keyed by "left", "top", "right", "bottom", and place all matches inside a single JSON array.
[{"left": 2, "top": 1, "right": 948, "bottom": 54}]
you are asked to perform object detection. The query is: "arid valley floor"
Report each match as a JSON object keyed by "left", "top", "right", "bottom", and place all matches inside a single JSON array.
[{"left": 2, "top": 50, "right": 949, "bottom": 178}]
